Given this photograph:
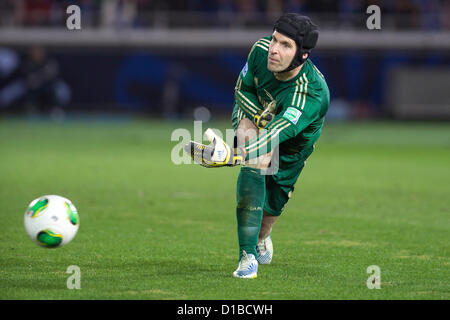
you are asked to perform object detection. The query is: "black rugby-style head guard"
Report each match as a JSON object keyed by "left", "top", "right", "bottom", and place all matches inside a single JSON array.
[{"left": 273, "top": 13, "right": 319, "bottom": 73}]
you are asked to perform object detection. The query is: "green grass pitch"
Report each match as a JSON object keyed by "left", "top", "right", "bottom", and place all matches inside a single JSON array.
[{"left": 0, "top": 117, "right": 449, "bottom": 299}]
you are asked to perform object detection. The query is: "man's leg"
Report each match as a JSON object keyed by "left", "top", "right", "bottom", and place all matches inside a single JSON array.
[
  {"left": 259, "top": 211, "right": 278, "bottom": 242},
  {"left": 257, "top": 147, "right": 315, "bottom": 264},
  {"left": 236, "top": 166, "right": 264, "bottom": 259},
  {"left": 255, "top": 211, "right": 277, "bottom": 265},
  {"left": 233, "top": 118, "right": 272, "bottom": 278},
  {"left": 235, "top": 118, "right": 270, "bottom": 259}
]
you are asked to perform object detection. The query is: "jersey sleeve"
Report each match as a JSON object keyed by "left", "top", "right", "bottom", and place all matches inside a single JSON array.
[
  {"left": 234, "top": 39, "right": 269, "bottom": 119},
  {"left": 243, "top": 85, "right": 322, "bottom": 160}
]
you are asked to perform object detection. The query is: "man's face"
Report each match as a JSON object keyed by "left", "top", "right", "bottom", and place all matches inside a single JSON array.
[{"left": 267, "top": 31, "right": 297, "bottom": 73}]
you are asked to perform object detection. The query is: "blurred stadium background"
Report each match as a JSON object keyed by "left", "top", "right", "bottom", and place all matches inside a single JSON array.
[
  {"left": 1, "top": 0, "right": 450, "bottom": 121},
  {"left": 1, "top": 1, "right": 450, "bottom": 300}
]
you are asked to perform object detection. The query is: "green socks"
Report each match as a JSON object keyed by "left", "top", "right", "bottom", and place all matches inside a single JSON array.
[{"left": 236, "top": 166, "right": 265, "bottom": 260}]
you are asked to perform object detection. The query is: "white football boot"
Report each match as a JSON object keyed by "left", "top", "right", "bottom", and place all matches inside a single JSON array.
[
  {"left": 256, "top": 235, "right": 273, "bottom": 264},
  {"left": 233, "top": 250, "right": 258, "bottom": 279}
]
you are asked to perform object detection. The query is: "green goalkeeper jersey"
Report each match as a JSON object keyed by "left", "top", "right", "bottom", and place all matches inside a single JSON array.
[{"left": 234, "top": 36, "right": 330, "bottom": 160}]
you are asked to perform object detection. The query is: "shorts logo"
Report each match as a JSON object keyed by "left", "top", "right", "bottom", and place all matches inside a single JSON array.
[
  {"left": 283, "top": 107, "right": 302, "bottom": 125},
  {"left": 242, "top": 62, "right": 248, "bottom": 77}
]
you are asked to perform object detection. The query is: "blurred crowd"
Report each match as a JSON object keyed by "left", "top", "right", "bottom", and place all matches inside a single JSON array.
[
  {"left": 0, "top": 46, "right": 70, "bottom": 119},
  {"left": 1, "top": 0, "right": 450, "bottom": 30}
]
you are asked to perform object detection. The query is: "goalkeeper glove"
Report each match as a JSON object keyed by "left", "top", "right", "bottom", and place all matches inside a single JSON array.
[
  {"left": 254, "top": 100, "right": 276, "bottom": 129},
  {"left": 185, "top": 128, "right": 245, "bottom": 168}
]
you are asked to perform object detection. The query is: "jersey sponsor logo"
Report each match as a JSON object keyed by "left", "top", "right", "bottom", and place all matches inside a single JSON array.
[
  {"left": 283, "top": 107, "right": 302, "bottom": 125},
  {"left": 242, "top": 62, "right": 248, "bottom": 77}
]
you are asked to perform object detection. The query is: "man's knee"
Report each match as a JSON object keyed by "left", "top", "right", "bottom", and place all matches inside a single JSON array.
[
  {"left": 236, "top": 118, "right": 273, "bottom": 170},
  {"left": 236, "top": 118, "right": 258, "bottom": 146}
]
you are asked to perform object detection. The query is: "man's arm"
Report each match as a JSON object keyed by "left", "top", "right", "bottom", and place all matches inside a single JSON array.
[
  {"left": 185, "top": 80, "right": 322, "bottom": 167},
  {"left": 243, "top": 95, "right": 321, "bottom": 161},
  {"left": 234, "top": 38, "right": 273, "bottom": 120},
  {"left": 184, "top": 103, "right": 319, "bottom": 168},
  {"left": 234, "top": 75, "right": 262, "bottom": 120}
]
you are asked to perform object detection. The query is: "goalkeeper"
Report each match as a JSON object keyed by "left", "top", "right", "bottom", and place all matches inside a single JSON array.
[{"left": 186, "top": 13, "right": 330, "bottom": 279}]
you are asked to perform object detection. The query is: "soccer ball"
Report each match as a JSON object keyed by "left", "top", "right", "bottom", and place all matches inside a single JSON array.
[{"left": 24, "top": 195, "right": 80, "bottom": 248}]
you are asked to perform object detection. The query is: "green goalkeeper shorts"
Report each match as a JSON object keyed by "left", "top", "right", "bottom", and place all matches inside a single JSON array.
[{"left": 263, "top": 146, "right": 314, "bottom": 216}]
